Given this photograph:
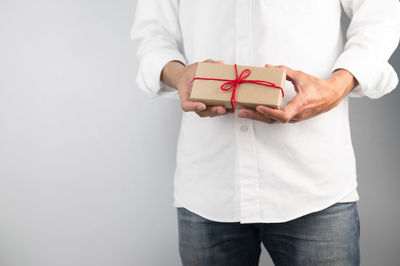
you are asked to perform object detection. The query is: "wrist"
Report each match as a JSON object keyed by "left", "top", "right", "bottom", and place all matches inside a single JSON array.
[
  {"left": 161, "top": 60, "right": 186, "bottom": 89},
  {"left": 328, "top": 68, "right": 359, "bottom": 96}
]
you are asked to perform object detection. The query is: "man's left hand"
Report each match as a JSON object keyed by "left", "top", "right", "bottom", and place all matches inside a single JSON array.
[{"left": 237, "top": 64, "right": 358, "bottom": 123}]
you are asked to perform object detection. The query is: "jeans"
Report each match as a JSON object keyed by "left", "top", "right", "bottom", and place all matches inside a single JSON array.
[{"left": 177, "top": 202, "right": 360, "bottom": 266}]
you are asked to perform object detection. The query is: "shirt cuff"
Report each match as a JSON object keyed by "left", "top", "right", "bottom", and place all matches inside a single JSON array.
[
  {"left": 331, "top": 48, "right": 380, "bottom": 98},
  {"left": 136, "top": 48, "right": 187, "bottom": 99}
]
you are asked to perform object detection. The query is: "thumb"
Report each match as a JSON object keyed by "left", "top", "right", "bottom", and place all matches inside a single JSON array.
[
  {"left": 281, "top": 65, "right": 300, "bottom": 83},
  {"left": 268, "top": 65, "right": 301, "bottom": 84}
]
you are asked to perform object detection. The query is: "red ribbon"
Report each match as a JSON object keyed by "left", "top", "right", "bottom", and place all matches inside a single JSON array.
[{"left": 193, "top": 64, "right": 284, "bottom": 109}]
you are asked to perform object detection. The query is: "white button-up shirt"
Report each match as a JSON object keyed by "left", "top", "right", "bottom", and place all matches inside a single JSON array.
[{"left": 130, "top": 0, "right": 400, "bottom": 223}]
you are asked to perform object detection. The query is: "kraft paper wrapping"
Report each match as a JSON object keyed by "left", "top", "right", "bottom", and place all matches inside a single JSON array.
[{"left": 189, "top": 62, "right": 286, "bottom": 110}]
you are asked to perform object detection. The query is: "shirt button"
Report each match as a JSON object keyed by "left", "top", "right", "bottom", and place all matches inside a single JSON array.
[{"left": 240, "top": 125, "right": 248, "bottom": 132}]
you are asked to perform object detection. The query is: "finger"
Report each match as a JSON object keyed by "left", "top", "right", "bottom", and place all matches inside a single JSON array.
[
  {"left": 203, "top": 59, "right": 225, "bottom": 65},
  {"left": 196, "top": 106, "right": 227, "bottom": 117},
  {"left": 197, "top": 106, "right": 226, "bottom": 117},
  {"left": 240, "top": 108, "right": 279, "bottom": 123},
  {"left": 270, "top": 65, "right": 302, "bottom": 85},
  {"left": 181, "top": 100, "right": 207, "bottom": 112},
  {"left": 264, "top": 64, "right": 300, "bottom": 85},
  {"left": 203, "top": 59, "right": 223, "bottom": 64},
  {"left": 238, "top": 109, "right": 277, "bottom": 124},
  {"left": 284, "top": 97, "right": 337, "bottom": 123},
  {"left": 256, "top": 96, "right": 303, "bottom": 123},
  {"left": 290, "top": 96, "right": 340, "bottom": 121}
]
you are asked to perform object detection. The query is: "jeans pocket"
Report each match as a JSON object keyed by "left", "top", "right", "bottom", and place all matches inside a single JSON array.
[{"left": 177, "top": 207, "right": 212, "bottom": 223}]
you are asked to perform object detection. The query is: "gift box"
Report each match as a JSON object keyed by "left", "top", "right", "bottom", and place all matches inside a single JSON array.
[{"left": 189, "top": 62, "right": 286, "bottom": 110}]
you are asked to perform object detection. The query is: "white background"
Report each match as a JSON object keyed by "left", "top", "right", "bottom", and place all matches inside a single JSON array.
[{"left": 0, "top": 0, "right": 399, "bottom": 265}]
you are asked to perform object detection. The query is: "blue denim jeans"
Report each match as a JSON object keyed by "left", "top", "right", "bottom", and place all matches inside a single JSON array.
[{"left": 177, "top": 202, "right": 360, "bottom": 266}]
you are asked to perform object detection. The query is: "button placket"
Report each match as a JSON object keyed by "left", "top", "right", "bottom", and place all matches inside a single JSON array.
[{"left": 235, "top": 0, "right": 261, "bottom": 223}]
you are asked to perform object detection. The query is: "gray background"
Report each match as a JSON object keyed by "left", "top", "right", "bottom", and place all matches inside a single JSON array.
[{"left": 0, "top": 0, "right": 399, "bottom": 265}]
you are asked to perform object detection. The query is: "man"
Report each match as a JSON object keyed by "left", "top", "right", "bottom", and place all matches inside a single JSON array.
[{"left": 131, "top": 0, "right": 400, "bottom": 265}]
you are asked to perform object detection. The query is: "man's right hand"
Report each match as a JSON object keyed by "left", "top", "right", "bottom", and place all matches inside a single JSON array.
[{"left": 161, "top": 59, "right": 233, "bottom": 117}]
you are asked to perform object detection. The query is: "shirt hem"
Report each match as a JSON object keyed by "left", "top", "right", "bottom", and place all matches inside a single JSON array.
[{"left": 172, "top": 184, "right": 359, "bottom": 224}]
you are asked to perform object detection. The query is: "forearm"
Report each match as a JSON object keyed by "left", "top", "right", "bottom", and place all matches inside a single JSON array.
[{"left": 161, "top": 60, "right": 186, "bottom": 89}]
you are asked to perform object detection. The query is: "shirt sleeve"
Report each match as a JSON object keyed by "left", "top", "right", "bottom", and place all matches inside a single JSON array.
[
  {"left": 130, "top": 0, "right": 187, "bottom": 99},
  {"left": 332, "top": 0, "right": 400, "bottom": 99}
]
